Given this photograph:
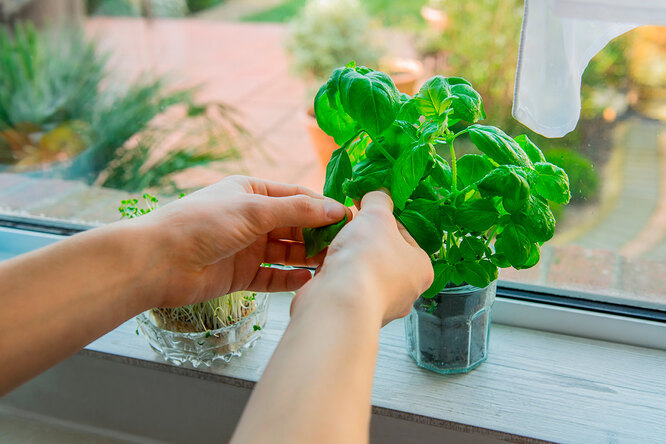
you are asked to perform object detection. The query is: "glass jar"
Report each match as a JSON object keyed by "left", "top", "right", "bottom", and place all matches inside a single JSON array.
[
  {"left": 136, "top": 293, "right": 269, "bottom": 367},
  {"left": 405, "top": 281, "right": 497, "bottom": 374}
]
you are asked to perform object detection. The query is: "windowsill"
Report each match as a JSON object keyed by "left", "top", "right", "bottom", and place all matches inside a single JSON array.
[
  {"left": 75, "top": 291, "right": 666, "bottom": 443},
  {"left": 2, "top": 226, "right": 665, "bottom": 442}
]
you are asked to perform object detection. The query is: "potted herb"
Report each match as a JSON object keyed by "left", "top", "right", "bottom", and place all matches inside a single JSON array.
[
  {"left": 304, "top": 62, "right": 570, "bottom": 373},
  {"left": 119, "top": 194, "right": 269, "bottom": 367}
]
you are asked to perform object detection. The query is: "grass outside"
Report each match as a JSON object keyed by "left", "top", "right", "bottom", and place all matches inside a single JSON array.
[{"left": 241, "top": 0, "right": 428, "bottom": 28}]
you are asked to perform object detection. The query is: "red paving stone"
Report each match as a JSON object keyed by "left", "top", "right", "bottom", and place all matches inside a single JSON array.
[
  {"left": 86, "top": 17, "right": 323, "bottom": 192},
  {"left": 620, "top": 257, "right": 666, "bottom": 304},
  {"left": 546, "top": 245, "right": 618, "bottom": 293}
]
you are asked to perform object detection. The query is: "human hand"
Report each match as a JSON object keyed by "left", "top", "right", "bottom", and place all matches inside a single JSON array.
[
  {"left": 132, "top": 176, "right": 352, "bottom": 308},
  {"left": 291, "top": 191, "right": 433, "bottom": 326}
]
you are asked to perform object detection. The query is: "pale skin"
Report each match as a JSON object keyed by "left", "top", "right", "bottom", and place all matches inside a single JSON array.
[{"left": 0, "top": 175, "right": 433, "bottom": 443}]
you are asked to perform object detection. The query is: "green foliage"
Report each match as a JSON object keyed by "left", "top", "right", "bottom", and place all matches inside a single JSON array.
[
  {"left": 88, "top": 0, "right": 189, "bottom": 17},
  {"left": 543, "top": 148, "right": 600, "bottom": 202},
  {"left": 305, "top": 65, "right": 571, "bottom": 296},
  {"left": 185, "top": 0, "right": 226, "bottom": 13},
  {"left": 284, "top": 0, "right": 381, "bottom": 84}
]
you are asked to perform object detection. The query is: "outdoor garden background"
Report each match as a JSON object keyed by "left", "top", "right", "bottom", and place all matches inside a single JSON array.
[{"left": 1, "top": 0, "right": 666, "bottom": 308}]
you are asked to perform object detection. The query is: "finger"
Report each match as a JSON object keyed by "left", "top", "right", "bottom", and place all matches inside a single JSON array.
[
  {"left": 264, "top": 238, "right": 325, "bottom": 267},
  {"left": 396, "top": 220, "right": 420, "bottom": 249},
  {"left": 248, "top": 267, "right": 313, "bottom": 292},
  {"left": 259, "top": 195, "right": 352, "bottom": 231},
  {"left": 246, "top": 177, "right": 322, "bottom": 199},
  {"left": 267, "top": 226, "right": 304, "bottom": 242},
  {"left": 359, "top": 190, "right": 394, "bottom": 214}
]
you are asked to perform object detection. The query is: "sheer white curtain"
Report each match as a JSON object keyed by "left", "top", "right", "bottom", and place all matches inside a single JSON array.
[{"left": 513, "top": 0, "right": 666, "bottom": 138}]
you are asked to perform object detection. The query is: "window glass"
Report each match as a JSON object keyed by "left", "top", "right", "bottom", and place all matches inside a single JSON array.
[{"left": 0, "top": 0, "right": 664, "bottom": 310}]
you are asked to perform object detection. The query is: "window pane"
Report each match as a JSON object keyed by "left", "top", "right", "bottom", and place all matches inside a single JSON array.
[{"left": 0, "top": 1, "right": 664, "bottom": 311}]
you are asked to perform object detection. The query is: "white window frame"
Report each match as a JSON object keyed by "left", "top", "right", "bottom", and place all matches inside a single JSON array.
[{"left": 2, "top": 219, "right": 665, "bottom": 351}]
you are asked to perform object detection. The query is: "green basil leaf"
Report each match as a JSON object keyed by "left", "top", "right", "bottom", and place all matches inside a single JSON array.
[
  {"left": 439, "top": 203, "right": 458, "bottom": 232},
  {"left": 430, "top": 155, "right": 453, "bottom": 189},
  {"left": 496, "top": 224, "right": 531, "bottom": 268},
  {"left": 534, "top": 162, "right": 571, "bottom": 204},
  {"left": 314, "top": 82, "right": 358, "bottom": 146},
  {"left": 323, "top": 145, "right": 352, "bottom": 204},
  {"left": 489, "top": 253, "right": 511, "bottom": 268},
  {"left": 379, "top": 120, "right": 418, "bottom": 159},
  {"left": 422, "top": 262, "right": 453, "bottom": 298},
  {"left": 459, "top": 260, "right": 490, "bottom": 288},
  {"left": 518, "top": 242, "right": 540, "bottom": 269},
  {"left": 459, "top": 236, "right": 487, "bottom": 261},
  {"left": 404, "top": 198, "right": 441, "bottom": 227},
  {"left": 467, "top": 124, "right": 532, "bottom": 168},
  {"left": 411, "top": 180, "right": 439, "bottom": 201},
  {"left": 456, "top": 154, "right": 493, "bottom": 188},
  {"left": 450, "top": 83, "right": 485, "bottom": 123},
  {"left": 447, "top": 76, "right": 472, "bottom": 86},
  {"left": 479, "top": 259, "right": 499, "bottom": 282},
  {"left": 303, "top": 215, "right": 348, "bottom": 258},
  {"left": 347, "top": 133, "right": 370, "bottom": 165},
  {"left": 453, "top": 199, "right": 499, "bottom": 232},
  {"left": 477, "top": 165, "right": 531, "bottom": 213},
  {"left": 342, "top": 161, "right": 391, "bottom": 201},
  {"left": 391, "top": 143, "right": 429, "bottom": 210},
  {"left": 511, "top": 195, "right": 556, "bottom": 243},
  {"left": 396, "top": 95, "right": 421, "bottom": 123},
  {"left": 396, "top": 208, "right": 443, "bottom": 255},
  {"left": 515, "top": 134, "right": 546, "bottom": 164},
  {"left": 414, "top": 75, "right": 453, "bottom": 118},
  {"left": 339, "top": 67, "right": 401, "bottom": 138}
]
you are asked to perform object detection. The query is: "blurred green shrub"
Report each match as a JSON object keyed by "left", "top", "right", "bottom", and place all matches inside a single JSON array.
[
  {"left": 544, "top": 148, "right": 600, "bottom": 203},
  {"left": 88, "top": 0, "right": 188, "bottom": 17},
  {"left": 285, "top": 0, "right": 381, "bottom": 85}
]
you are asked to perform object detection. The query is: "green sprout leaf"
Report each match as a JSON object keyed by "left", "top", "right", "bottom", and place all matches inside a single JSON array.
[
  {"left": 533, "top": 162, "right": 571, "bottom": 204},
  {"left": 413, "top": 75, "right": 452, "bottom": 118},
  {"left": 450, "top": 83, "right": 485, "bottom": 123},
  {"left": 515, "top": 134, "right": 546, "bottom": 164},
  {"left": 391, "top": 143, "right": 430, "bottom": 210}
]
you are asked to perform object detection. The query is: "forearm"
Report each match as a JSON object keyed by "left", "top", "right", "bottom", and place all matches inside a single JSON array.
[
  {"left": 231, "top": 278, "right": 383, "bottom": 444},
  {"left": 0, "top": 221, "right": 158, "bottom": 395}
]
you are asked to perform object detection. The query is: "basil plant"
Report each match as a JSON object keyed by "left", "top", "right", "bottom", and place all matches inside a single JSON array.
[{"left": 304, "top": 62, "right": 570, "bottom": 298}]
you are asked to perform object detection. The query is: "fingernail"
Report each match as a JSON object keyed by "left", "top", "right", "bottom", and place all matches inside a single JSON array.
[{"left": 324, "top": 199, "right": 346, "bottom": 220}]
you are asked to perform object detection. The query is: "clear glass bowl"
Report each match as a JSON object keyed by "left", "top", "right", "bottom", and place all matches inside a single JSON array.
[
  {"left": 405, "top": 281, "right": 497, "bottom": 374},
  {"left": 136, "top": 293, "right": 269, "bottom": 367}
]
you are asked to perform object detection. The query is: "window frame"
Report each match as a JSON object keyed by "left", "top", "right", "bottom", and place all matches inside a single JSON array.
[{"left": 1, "top": 214, "right": 665, "bottom": 351}]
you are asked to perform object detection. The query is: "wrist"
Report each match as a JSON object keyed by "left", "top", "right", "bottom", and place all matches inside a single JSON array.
[{"left": 292, "top": 270, "right": 384, "bottom": 329}]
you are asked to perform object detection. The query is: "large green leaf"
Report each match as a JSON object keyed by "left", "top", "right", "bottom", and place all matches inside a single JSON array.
[
  {"left": 477, "top": 165, "right": 531, "bottom": 213},
  {"left": 391, "top": 143, "right": 429, "bottom": 210},
  {"left": 450, "top": 83, "right": 485, "bottom": 123},
  {"left": 323, "top": 145, "right": 352, "bottom": 204},
  {"left": 454, "top": 199, "right": 500, "bottom": 232},
  {"left": 511, "top": 195, "right": 556, "bottom": 243},
  {"left": 467, "top": 124, "right": 532, "bottom": 168},
  {"left": 314, "top": 82, "right": 357, "bottom": 146},
  {"left": 534, "top": 162, "right": 571, "bottom": 204},
  {"left": 515, "top": 134, "right": 546, "bottom": 164},
  {"left": 342, "top": 159, "right": 391, "bottom": 201},
  {"left": 413, "top": 76, "right": 452, "bottom": 118},
  {"left": 422, "top": 262, "right": 453, "bottom": 298},
  {"left": 338, "top": 67, "right": 401, "bottom": 139},
  {"left": 396, "top": 207, "right": 443, "bottom": 255},
  {"left": 457, "top": 154, "right": 493, "bottom": 188},
  {"left": 495, "top": 224, "right": 532, "bottom": 268}
]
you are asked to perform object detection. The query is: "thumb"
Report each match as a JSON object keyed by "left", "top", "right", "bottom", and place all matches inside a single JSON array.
[{"left": 257, "top": 195, "right": 351, "bottom": 231}]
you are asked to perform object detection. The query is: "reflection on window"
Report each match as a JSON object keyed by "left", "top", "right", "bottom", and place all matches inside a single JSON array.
[{"left": 0, "top": 0, "right": 665, "bottom": 310}]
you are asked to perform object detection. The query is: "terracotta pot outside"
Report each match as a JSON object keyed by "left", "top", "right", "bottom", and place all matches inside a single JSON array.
[
  {"left": 306, "top": 108, "right": 338, "bottom": 167},
  {"left": 381, "top": 58, "right": 424, "bottom": 96}
]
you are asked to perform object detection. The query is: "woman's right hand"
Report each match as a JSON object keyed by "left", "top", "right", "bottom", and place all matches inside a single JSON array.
[{"left": 291, "top": 191, "right": 434, "bottom": 326}]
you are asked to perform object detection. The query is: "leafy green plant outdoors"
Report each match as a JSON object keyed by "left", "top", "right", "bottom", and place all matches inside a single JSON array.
[
  {"left": 119, "top": 194, "right": 260, "bottom": 333},
  {"left": 304, "top": 63, "right": 570, "bottom": 297},
  {"left": 285, "top": 0, "right": 380, "bottom": 85},
  {"left": 0, "top": 23, "right": 248, "bottom": 192}
]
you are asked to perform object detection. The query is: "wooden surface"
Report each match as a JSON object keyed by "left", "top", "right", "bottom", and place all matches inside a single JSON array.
[{"left": 86, "top": 292, "right": 666, "bottom": 444}]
